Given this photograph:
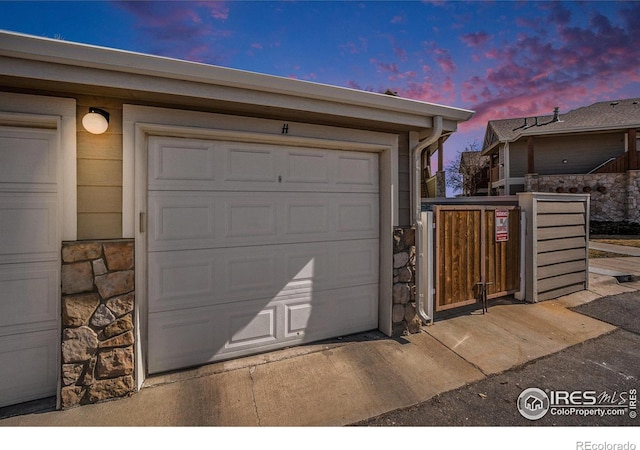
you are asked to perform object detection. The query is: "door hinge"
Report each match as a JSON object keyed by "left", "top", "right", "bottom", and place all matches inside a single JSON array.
[{"left": 139, "top": 212, "right": 146, "bottom": 233}]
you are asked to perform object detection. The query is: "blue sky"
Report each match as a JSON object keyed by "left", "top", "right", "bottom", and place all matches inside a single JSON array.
[{"left": 1, "top": 0, "right": 639, "bottom": 165}]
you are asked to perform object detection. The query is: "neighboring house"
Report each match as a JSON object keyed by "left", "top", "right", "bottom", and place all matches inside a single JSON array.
[
  {"left": 481, "top": 99, "right": 640, "bottom": 226},
  {"left": 459, "top": 151, "right": 489, "bottom": 196},
  {"left": 0, "top": 31, "right": 473, "bottom": 410}
]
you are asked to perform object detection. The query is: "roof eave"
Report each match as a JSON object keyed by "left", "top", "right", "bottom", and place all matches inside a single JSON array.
[
  {"left": 0, "top": 30, "right": 474, "bottom": 129},
  {"left": 515, "top": 123, "right": 640, "bottom": 140},
  {"left": 481, "top": 139, "right": 503, "bottom": 156}
]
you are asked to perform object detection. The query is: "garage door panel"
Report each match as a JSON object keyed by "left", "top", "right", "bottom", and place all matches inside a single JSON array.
[
  {"left": 227, "top": 254, "right": 278, "bottom": 294},
  {"left": 148, "top": 191, "right": 378, "bottom": 251},
  {"left": 336, "top": 153, "right": 378, "bottom": 187},
  {"left": 0, "top": 128, "right": 57, "bottom": 192},
  {"left": 151, "top": 140, "right": 216, "bottom": 183},
  {"left": 226, "top": 146, "right": 277, "bottom": 182},
  {"left": 337, "top": 200, "right": 378, "bottom": 233},
  {"left": 148, "top": 137, "right": 378, "bottom": 193},
  {"left": 148, "top": 192, "right": 217, "bottom": 248},
  {"left": 147, "top": 312, "right": 217, "bottom": 374},
  {"left": 286, "top": 150, "right": 329, "bottom": 183},
  {"left": 286, "top": 200, "right": 329, "bottom": 234},
  {"left": 148, "top": 284, "right": 377, "bottom": 374},
  {"left": 226, "top": 198, "right": 277, "bottom": 238},
  {"left": 148, "top": 239, "right": 378, "bottom": 313},
  {"left": 0, "top": 329, "right": 58, "bottom": 408},
  {"left": 227, "top": 307, "right": 277, "bottom": 348},
  {"left": 0, "top": 193, "right": 59, "bottom": 264},
  {"left": 0, "top": 262, "right": 58, "bottom": 336},
  {"left": 284, "top": 285, "right": 378, "bottom": 339}
]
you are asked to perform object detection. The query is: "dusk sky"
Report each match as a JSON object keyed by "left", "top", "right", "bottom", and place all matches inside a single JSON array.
[{"left": 1, "top": 0, "right": 639, "bottom": 167}]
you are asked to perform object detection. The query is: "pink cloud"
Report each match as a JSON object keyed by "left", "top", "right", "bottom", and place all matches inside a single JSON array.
[
  {"left": 459, "top": 2, "right": 640, "bottom": 134},
  {"left": 542, "top": 2, "right": 572, "bottom": 26},
  {"left": 421, "top": 41, "right": 456, "bottom": 75},
  {"left": 370, "top": 58, "right": 400, "bottom": 77},
  {"left": 114, "top": 1, "right": 231, "bottom": 63},
  {"left": 340, "top": 37, "right": 367, "bottom": 55},
  {"left": 397, "top": 78, "right": 456, "bottom": 106},
  {"left": 394, "top": 45, "right": 408, "bottom": 61},
  {"left": 460, "top": 31, "right": 490, "bottom": 47},
  {"left": 198, "top": 1, "right": 229, "bottom": 20},
  {"left": 381, "top": 34, "right": 409, "bottom": 62},
  {"left": 434, "top": 48, "right": 455, "bottom": 74}
]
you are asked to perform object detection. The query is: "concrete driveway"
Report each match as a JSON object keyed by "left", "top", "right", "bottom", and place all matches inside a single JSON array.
[{"left": 2, "top": 269, "right": 636, "bottom": 426}]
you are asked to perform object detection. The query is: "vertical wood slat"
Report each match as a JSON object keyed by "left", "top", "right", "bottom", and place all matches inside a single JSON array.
[
  {"left": 464, "top": 211, "right": 473, "bottom": 300},
  {"left": 450, "top": 211, "right": 458, "bottom": 307},
  {"left": 444, "top": 210, "right": 453, "bottom": 307}
]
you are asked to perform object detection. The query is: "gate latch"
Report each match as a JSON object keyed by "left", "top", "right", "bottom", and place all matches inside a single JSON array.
[{"left": 475, "top": 281, "right": 494, "bottom": 314}]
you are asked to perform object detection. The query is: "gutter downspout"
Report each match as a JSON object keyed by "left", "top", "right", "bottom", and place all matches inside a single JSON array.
[{"left": 412, "top": 115, "right": 443, "bottom": 324}]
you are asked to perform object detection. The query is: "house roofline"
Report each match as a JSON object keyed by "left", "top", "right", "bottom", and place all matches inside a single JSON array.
[
  {"left": 483, "top": 123, "right": 640, "bottom": 153},
  {"left": 0, "top": 30, "right": 474, "bottom": 129},
  {"left": 515, "top": 123, "right": 640, "bottom": 139}
]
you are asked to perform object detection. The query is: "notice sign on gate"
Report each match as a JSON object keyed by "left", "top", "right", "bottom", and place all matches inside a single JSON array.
[{"left": 495, "top": 210, "right": 509, "bottom": 242}]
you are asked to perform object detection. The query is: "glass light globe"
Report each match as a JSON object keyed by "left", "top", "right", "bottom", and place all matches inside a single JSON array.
[{"left": 82, "top": 110, "right": 109, "bottom": 134}]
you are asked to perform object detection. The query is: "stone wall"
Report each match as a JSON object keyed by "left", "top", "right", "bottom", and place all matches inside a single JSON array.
[
  {"left": 525, "top": 172, "right": 640, "bottom": 224},
  {"left": 60, "top": 240, "right": 135, "bottom": 408},
  {"left": 392, "top": 227, "right": 422, "bottom": 335}
]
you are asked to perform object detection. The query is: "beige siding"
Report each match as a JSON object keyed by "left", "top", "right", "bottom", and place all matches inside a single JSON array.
[
  {"left": 77, "top": 213, "right": 123, "bottom": 240},
  {"left": 76, "top": 96, "right": 123, "bottom": 239}
]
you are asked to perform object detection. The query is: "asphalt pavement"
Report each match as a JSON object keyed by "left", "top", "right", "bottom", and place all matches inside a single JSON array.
[{"left": 354, "top": 290, "right": 640, "bottom": 426}]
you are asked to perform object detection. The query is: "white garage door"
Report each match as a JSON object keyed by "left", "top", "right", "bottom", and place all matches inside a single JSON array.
[
  {"left": 0, "top": 126, "right": 59, "bottom": 408},
  {"left": 147, "top": 136, "right": 379, "bottom": 373}
]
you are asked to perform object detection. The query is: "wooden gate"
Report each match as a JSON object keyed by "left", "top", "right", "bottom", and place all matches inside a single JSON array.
[{"left": 434, "top": 205, "right": 520, "bottom": 311}]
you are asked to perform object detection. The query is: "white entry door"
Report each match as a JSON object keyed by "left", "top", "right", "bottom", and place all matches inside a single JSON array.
[
  {"left": 146, "top": 136, "right": 380, "bottom": 373},
  {"left": 0, "top": 126, "right": 60, "bottom": 407}
]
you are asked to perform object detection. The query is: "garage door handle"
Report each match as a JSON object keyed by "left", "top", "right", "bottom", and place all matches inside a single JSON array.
[{"left": 140, "top": 212, "right": 146, "bottom": 233}]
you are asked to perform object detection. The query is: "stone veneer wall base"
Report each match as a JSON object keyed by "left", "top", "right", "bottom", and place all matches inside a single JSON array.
[
  {"left": 392, "top": 227, "right": 422, "bottom": 336},
  {"left": 60, "top": 240, "right": 135, "bottom": 409}
]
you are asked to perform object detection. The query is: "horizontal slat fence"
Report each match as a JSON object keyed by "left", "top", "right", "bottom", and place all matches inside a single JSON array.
[{"left": 519, "top": 193, "right": 590, "bottom": 302}]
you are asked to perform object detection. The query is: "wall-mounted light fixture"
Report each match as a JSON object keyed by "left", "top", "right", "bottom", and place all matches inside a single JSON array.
[
  {"left": 82, "top": 107, "right": 109, "bottom": 134},
  {"left": 562, "top": 159, "right": 568, "bottom": 164}
]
